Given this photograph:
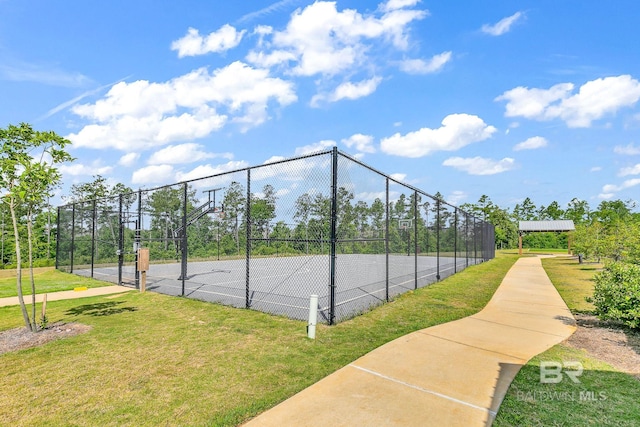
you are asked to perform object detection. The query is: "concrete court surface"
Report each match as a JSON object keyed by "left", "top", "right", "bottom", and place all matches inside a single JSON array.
[
  {"left": 0, "top": 285, "right": 132, "bottom": 307},
  {"left": 243, "top": 256, "right": 577, "bottom": 427}
]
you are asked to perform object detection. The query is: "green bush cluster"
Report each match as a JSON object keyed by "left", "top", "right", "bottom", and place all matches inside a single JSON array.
[{"left": 588, "top": 262, "right": 640, "bottom": 329}]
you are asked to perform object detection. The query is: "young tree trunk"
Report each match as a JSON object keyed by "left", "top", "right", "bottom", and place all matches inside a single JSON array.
[
  {"left": 27, "top": 213, "right": 37, "bottom": 331},
  {"left": 9, "top": 199, "right": 32, "bottom": 330}
]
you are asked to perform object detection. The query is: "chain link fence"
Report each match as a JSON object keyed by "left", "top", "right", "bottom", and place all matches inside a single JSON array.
[{"left": 57, "top": 148, "right": 495, "bottom": 324}]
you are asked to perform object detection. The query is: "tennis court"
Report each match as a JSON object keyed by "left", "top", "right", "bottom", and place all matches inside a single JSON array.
[
  {"left": 59, "top": 149, "right": 494, "bottom": 323},
  {"left": 73, "top": 254, "right": 475, "bottom": 322}
]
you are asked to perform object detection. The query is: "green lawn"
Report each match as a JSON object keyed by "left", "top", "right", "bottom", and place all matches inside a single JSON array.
[
  {"left": 0, "top": 269, "right": 111, "bottom": 298},
  {"left": 494, "top": 345, "right": 640, "bottom": 427},
  {"left": 494, "top": 255, "right": 640, "bottom": 427},
  {"left": 1, "top": 254, "right": 518, "bottom": 427}
]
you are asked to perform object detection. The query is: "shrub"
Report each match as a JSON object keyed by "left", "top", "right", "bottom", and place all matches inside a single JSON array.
[{"left": 588, "top": 262, "right": 640, "bottom": 329}]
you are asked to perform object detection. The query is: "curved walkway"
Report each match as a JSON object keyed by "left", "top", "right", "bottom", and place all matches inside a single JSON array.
[{"left": 244, "top": 256, "right": 576, "bottom": 426}]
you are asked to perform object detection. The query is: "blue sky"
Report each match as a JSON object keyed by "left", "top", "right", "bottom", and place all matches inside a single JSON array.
[{"left": 2, "top": 0, "right": 640, "bottom": 212}]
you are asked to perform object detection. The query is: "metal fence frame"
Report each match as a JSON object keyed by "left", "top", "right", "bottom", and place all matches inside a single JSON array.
[{"left": 57, "top": 148, "right": 495, "bottom": 324}]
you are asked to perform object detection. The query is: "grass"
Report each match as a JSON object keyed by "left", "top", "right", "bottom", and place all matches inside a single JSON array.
[
  {"left": 494, "top": 255, "right": 640, "bottom": 427},
  {"left": 0, "top": 253, "right": 518, "bottom": 426},
  {"left": 0, "top": 269, "right": 111, "bottom": 298},
  {"left": 494, "top": 345, "right": 640, "bottom": 427},
  {"left": 541, "top": 256, "right": 600, "bottom": 313}
]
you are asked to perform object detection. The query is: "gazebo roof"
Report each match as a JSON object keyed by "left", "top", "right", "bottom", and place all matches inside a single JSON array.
[{"left": 519, "top": 220, "right": 575, "bottom": 232}]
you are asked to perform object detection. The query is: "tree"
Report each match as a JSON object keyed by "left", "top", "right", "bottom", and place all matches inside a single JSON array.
[
  {"left": 565, "top": 198, "right": 590, "bottom": 225},
  {"left": 222, "top": 182, "right": 246, "bottom": 255},
  {"left": 0, "top": 123, "right": 73, "bottom": 332},
  {"left": 513, "top": 197, "right": 537, "bottom": 221},
  {"left": 65, "top": 175, "right": 111, "bottom": 203}
]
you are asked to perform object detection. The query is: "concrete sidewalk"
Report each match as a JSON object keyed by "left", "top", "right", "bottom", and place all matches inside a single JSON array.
[
  {"left": 0, "top": 285, "right": 133, "bottom": 307},
  {"left": 243, "top": 256, "right": 576, "bottom": 427}
]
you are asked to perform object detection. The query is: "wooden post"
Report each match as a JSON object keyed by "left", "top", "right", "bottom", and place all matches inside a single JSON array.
[
  {"left": 137, "top": 248, "right": 149, "bottom": 292},
  {"left": 518, "top": 232, "right": 523, "bottom": 256}
]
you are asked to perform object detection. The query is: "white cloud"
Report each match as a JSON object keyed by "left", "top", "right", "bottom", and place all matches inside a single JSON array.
[
  {"left": 355, "top": 191, "right": 390, "bottom": 202},
  {"left": 619, "top": 163, "right": 640, "bottom": 176},
  {"left": 447, "top": 190, "right": 467, "bottom": 205},
  {"left": 119, "top": 152, "right": 140, "bottom": 167},
  {"left": 380, "top": 113, "right": 497, "bottom": 157},
  {"left": 598, "top": 192, "right": 615, "bottom": 200},
  {"left": 263, "top": 155, "right": 288, "bottom": 164},
  {"left": 275, "top": 188, "right": 291, "bottom": 197},
  {"left": 496, "top": 83, "right": 574, "bottom": 119},
  {"left": 442, "top": 157, "right": 515, "bottom": 175},
  {"left": 148, "top": 143, "right": 232, "bottom": 165},
  {"left": 67, "top": 62, "right": 297, "bottom": 151},
  {"left": 175, "top": 161, "right": 250, "bottom": 182},
  {"left": 399, "top": 51, "right": 452, "bottom": 74},
  {"left": 513, "top": 136, "right": 548, "bottom": 151},
  {"left": 171, "top": 25, "right": 246, "bottom": 57},
  {"left": 132, "top": 165, "right": 175, "bottom": 185},
  {"left": 381, "top": 0, "right": 422, "bottom": 12},
  {"left": 390, "top": 173, "right": 407, "bottom": 182},
  {"left": 312, "top": 77, "right": 382, "bottom": 106},
  {"left": 590, "top": 166, "right": 602, "bottom": 172},
  {"left": 496, "top": 75, "right": 640, "bottom": 128},
  {"left": 614, "top": 143, "right": 640, "bottom": 155},
  {"left": 60, "top": 163, "right": 113, "bottom": 176},
  {"left": 246, "top": 1, "right": 427, "bottom": 76},
  {"left": 481, "top": 11, "right": 524, "bottom": 36},
  {"left": 342, "top": 133, "right": 376, "bottom": 154},
  {"left": 600, "top": 178, "right": 640, "bottom": 199},
  {"left": 294, "top": 140, "right": 336, "bottom": 155}
]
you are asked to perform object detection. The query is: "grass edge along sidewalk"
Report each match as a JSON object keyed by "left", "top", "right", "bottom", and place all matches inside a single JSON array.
[
  {"left": 0, "top": 268, "right": 112, "bottom": 298},
  {"left": 493, "top": 256, "right": 640, "bottom": 427},
  {"left": 1, "top": 253, "right": 516, "bottom": 426}
]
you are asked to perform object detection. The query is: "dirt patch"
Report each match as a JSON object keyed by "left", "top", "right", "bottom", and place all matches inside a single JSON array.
[
  {"left": 0, "top": 322, "right": 91, "bottom": 355},
  {"left": 566, "top": 314, "right": 640, "bottom": 379}
]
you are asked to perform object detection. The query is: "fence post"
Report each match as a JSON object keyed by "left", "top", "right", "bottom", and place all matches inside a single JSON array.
[
  {"left": 118, "top": 194, "right": 124, "bottom": 285},
  {"left": 91, "top": 200, "right": 96, "bottom": 278},
  {"left": 55, "top": 207, "right": 61, "bottom": 270},
  {"left": 454, "top": 208, "right": 458, "bottom": 273},
  {"left": 329, "top": 147, "right": 338, "bottom": 325},
  {"left": 70, "top": 204, "right": 75, "bottom": 273},
  {"left": 436, "top": 199, "right": 440, "bottom": 281},
  {"left": 385, "top": 178, "right": 389, "bottom": 302},
  {"left": 466, "top": 213, "right": 470, "bottom": 268},
  {"left": 246, "top": 169, "right": 251, "bottom": 309},
  {"left": 413, "top": 190, "right": 418, "bottom": 290},
  {"left": 136, "top": 190, "right": 142, "bottom": 289},
  {"left": 181, "top": 183, "right": 187, "bottom": 296},
  {"left": 474, "top": 218, "right": 478, "bottom": 263}
]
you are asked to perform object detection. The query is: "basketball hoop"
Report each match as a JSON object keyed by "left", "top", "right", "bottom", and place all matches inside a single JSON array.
[
  {"left": 398, "top": 219, "right": 413, "bottom": 231},
  {"left": 212, "top": 208, "right": 225, "bottom": 219}
]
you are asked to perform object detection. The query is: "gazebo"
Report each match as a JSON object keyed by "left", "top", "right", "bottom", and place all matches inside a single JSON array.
[{"left": 518, "top": 220, "right": 576, "bottom": 255}]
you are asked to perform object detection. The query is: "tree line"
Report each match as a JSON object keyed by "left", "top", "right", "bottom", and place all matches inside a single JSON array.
[
  {"left": 460, "top": 195, "right": 640, "bottom": 264},
  {"left": 57, "top": 176, "right": 488, "bottom": 266}
]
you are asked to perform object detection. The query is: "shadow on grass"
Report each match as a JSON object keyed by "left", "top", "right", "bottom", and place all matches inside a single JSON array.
[
  {"left": 554, "top": 315, "right": 578, "bottom": 326},
  {"left": 65, "top": 301, "right": 138, "bottom": 317}
]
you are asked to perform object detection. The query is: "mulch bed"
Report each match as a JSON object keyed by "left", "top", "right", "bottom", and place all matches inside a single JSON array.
[{"left": 0, "top": 322, "right": 91, "bottom": 356}]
